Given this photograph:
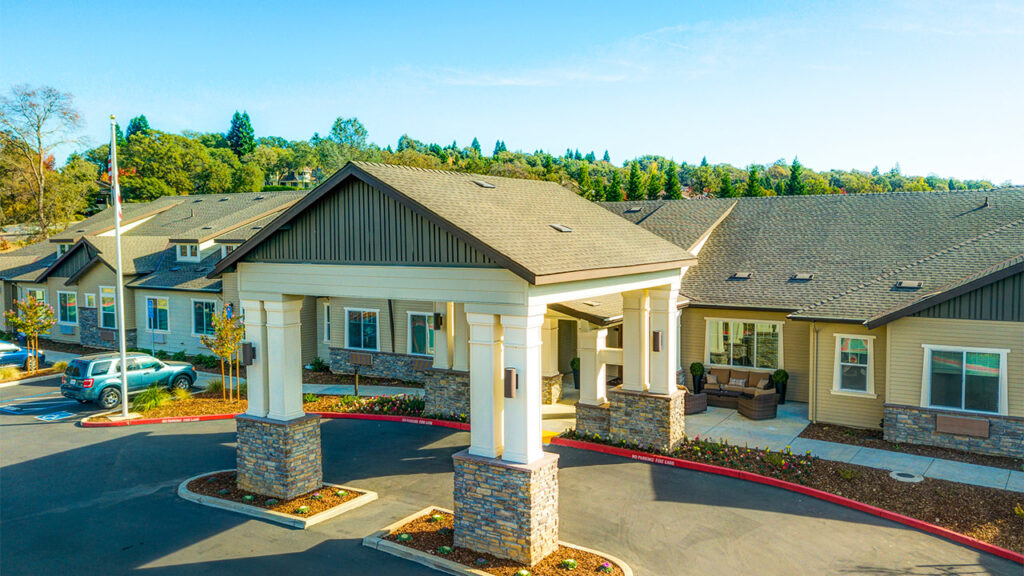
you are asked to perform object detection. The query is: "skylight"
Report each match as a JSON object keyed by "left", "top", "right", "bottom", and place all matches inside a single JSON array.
[
  {"left": 895, "top": 280, "right": 923, "bottom": 290},
  {"left": 582, "top": 301, "right": 601, "bottom": 307},
  {"left": 791, "top": 273, "right": 814, "bottom": 282},
  {"left": 624, "top": 207, "right": 642, "bottom": 214},
  {"left": 549, "top": 224, "right": 573, "bottom": 233},
  {"left": 730, "top": 272, "right": 752, "bottom": 280}
]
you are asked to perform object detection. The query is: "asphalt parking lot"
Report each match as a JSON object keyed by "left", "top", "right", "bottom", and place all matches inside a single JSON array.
[{"left": 1, "top": 380, "right": 1019, "bottom": 576}]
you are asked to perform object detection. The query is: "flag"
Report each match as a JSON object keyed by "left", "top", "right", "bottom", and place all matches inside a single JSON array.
[{"left": 108, "top": 117, "right": 122, "bottom": 222}]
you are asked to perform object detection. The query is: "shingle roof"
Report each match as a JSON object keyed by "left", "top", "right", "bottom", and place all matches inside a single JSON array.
[
  {"left": 48, "top": 197, "right": 184, "bottom": 242},
  {"left": 0, "top": 242, "right": 57, "bottom": 282},
  {"left": 600, "top": 199, "right": 736, "bottom": 252},
  {"left": 84, "top": 236, "right": 172, "bottom": 276},
  {"left": 127, "top": 248, "right": 221, "bottom": 292},
  {"left": 213, "top": 213, "right": 281, "bottom": 243},
  {"left": 127, "top": 191, "right": 305, "bottom": 242}
]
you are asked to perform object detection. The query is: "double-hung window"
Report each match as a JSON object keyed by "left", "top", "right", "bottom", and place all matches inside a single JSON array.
[
  {"left": 192, "top": 300, "right": 216, "bottom": 336},
  {"left": 57, "top": 291, "right": 78, "bottom": 325},
  {"left": 345, "top": 308, "right": 378, "bottom": 351},
  {"left": 834, "top": 335, "right": 874, "bottom": 395},
  {"left": 408, "top": 312, "right": 435, "bottom": 356},
  {"left": 323, "top": 303, "right": 331, "bottom": 342},
  {"left": 706, "top": 319, "right": 780, "bottom": 369},
  {"left": 177, "top": 244, "right": 200, "bottom": 262},
  {"left": 99, "top": 287, "right": 117, "bottom": 329},
  {"left": 146, "top": 297, "right": 169, "bottom": 332},
  {"left": 923, "top": 345, "right": 1008, "bottom": 414},
  {"left": 23, "top": 288, "right": 45, "bottom": 303}
]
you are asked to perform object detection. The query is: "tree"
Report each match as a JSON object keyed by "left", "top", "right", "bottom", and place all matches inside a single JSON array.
[
  {"left": 626, "top": 161, "right": 643, "bottom": 200},
  {"left": 584, "top": 151, "right": 596, "bottom": 163},
  {"left": 329, "top": 117, "right": 368, "bottom": 150},
  {"left": 201, "top": 309, "right": 245, "bottom": 401},
  {"left": 606, "top": 169, "right": 623, "bottom": 201},
  {"left": 492, "top": 139, "right": 507, "bottom": 157},
  {"left": 470, "top": 137, "right": 481, "bottom": 156},
  {"left": 125, "top": 115, "right": 151, "bottom": 140},
  {"left": 4, "top": 295, "right": 54, "bottom": 371},
  {"left": 0, "top": 85, "right": 83, "bottom": 237},
  {"left": 719, "top": 172, "right": 737, "bottom": 197},
  {"left": 743, "top": 165, "right": 763, "bottom": 197},
  {"left": 700, "top": 156, "right": 709, "bottom": 167},
  {"left": 602, "top": 150, "right": 610, "bottom": 163},
  {"left": 645, "top": 165, "right": 663, "bottom": 200},
  {"left": 785, "top": 157, "right": 806, "bottom": 195},
  {"left": 664, "top": 162, "right": 682, "bottom": 200},
  {"left": 577, "top": 163, "right": 593, "bottom": 198},
  {"left": 226, "top": 111, "right": 255, "bottom": 157}
]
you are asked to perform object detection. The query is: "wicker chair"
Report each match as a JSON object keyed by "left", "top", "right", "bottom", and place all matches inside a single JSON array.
[{"left": 737, "top": 392, "right": 779, "bottom": 420}]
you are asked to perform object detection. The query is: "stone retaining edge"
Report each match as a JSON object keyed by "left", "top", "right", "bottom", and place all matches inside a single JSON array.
[
  {"left": 362, "top": 506, "right": 633, "bottom": 576},
  {"left": 549, "top": 436, "right": 1024, "bottom": 566},
  {"left": 177, "top": 469, "right": 378, "bottom": 529}
]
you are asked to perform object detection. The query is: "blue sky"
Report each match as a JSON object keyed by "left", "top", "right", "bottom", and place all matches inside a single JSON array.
[{"left": 4, "top": 0, "right": 1023, "bottom": 183}]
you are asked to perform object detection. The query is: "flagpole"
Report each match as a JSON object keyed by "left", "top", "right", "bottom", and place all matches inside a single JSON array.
[{"left": 110, "top": 116, "right": 129, "bottom": 418}]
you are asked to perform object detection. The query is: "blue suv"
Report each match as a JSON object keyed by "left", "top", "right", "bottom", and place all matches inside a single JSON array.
[
  {"left": 61, "top": 352, "right": 198, "bottom": 409},
  {"left": 0, "top": 340, "right": 45, "bottom": 370}
]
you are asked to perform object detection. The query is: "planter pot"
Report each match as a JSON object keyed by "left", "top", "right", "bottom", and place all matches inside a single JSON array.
[
  {"left": 692, "top": 373, "right": 704, "bottom": 394},
  {"left": 571, "top": 368, "right": 580, "bottom": 389},
  {"left": 775, "top": 380, "right": 787, "bottom": 404}
]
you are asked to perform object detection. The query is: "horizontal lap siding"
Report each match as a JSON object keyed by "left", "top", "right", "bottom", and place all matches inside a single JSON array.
[
  {"left": 75, "top": 266, "right": 136, "bottom": 330},
  {"left": 391, "top": 299, "right": 435, "bottom": 355},
  {"left": 135, "top": 290, "right": 221, "bottom": 356},
  {"left": 887, "top": 317, "right": 1024, "bottom": 417},
  {"left": 813, "top": 323, "right": 887, "bottom": 429},
  {"left": 299, "top": 296, "right": 317, "bottom": 364},
  {"left": 47, "top": 277, "right": 78, "bottom": 342},
  {"left": 329, "top": 297, "right": 393, "bottom": 353}
]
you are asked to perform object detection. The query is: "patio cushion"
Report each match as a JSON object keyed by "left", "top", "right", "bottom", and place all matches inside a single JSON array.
[
  {"left": 728, "top": 370, "right": 749, "bottom": 384},
  {"left": 728, "top": 377, "right": 747, "bottom": 387},
  {"left": 754, "top": 375, "right": 772, "bottom": 389},
  {"left": 709, "top": 368, "right": 731, "bottom": 384},
  {"left": 704, "top": 375, "right": 721, "bottom": 390},
  {"left": 753, "top": 388, "right": 776, "bottom": 397},
  {"left": 724, "top": 383, "right": 745, "bottom": 393},
  {"left": 742, "top": 386, "right": 759, "bottom": 395}
]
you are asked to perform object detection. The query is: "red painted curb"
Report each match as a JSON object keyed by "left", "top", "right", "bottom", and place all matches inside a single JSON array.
[
  {"left": 311, "top": 411, "right": 471, "bottom": 431},
  {"left": 81, "top": 412, "right": 238, "bottom": 428},
  {"left": 549, "top": 437, "right": 1024, "bottom": 565}
]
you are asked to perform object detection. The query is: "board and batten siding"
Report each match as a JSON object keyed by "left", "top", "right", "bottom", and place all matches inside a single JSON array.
[
  {"left": 887, "top": 316, "right": 1023, "bottom": 417},
  {"left": 810, "top": 322, "right": 887, "bottom": 429},
  {"left": 49, "top": 244, "right": 94, "bottom": 278},
  {"left": 243, "top": 179, "right": 497, "bottom": 267},
  {"left": 680, "top": 307, "right": 810, "bottom": 403},
  {"left": 910, "top": 271, "right": 1023, "bottom": 323},
  {"left": 134, "top": 289, "right": 221, "bottom": 355}
]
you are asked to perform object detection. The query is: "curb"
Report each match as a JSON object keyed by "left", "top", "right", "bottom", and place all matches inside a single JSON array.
[
  {"left": 549, "top": 436, "right": 1024, "bottom": 566},
  {"left": 177, "top": 469, "right": 378, "bottom": 529},
  {"left": 80, "top": 410, "right": 470, "bottom": 430},
  {"left": 363, "top": 506, "right": 633, "bottom": 576},
  {"left": 81, "top": 412, "right": 238, "bottom": 427}
]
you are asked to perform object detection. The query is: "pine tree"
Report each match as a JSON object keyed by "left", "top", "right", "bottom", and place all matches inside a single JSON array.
[
  {"left": 226, "top": 111, "right": 255, "bottom": 157},
  {"left": 947, "top": 178, "right": 955, "bottom": 190},
  {"left": 664, "top": 162, "right": 682, "bottom": 200},
  {"left": 565, "top": 148, "right": 573, "bottom": 159},
  {"left": 606, "top": 169, "right": 624, "bottom": 201},
  {"left": 785, "top": 156, "right": 806, "bottom": 195},
  {"left": 719, "top": 172, "right": 736, "bottom": 197},
  {"left": 493, "top": 140, "right": 503, "bottom": 157},
  {"left": 646, "top": 169, "right": 663, "bottom": 200},
  {"left": 602, "top": 150, "right": 611, "bottom": 163},
  {"left": 743, "top": 165, "right": 763, "bottom": 197},
  {"left": 471, "top": 137, "right": 481, "bottom": 155},
  {"left": 578, "top": 164, "right": 592, "bottom": 197},
  {"left": 574, "top": 149, "right": 582, "bottom": 161},
  {"left": 700, "top": 156, "right": 709, "bottom": 167},
  {"left": 584, "top": 151, "right": 596, "bottom": 163},
  {"left": 114, "top": 123, "right": 126, "bottom": 147},
  {"left": 626, "top": 162, "right": 643, "bottom": 200},
  {"left": 125, "top": 115, "right": 151, "bottom": 140}
]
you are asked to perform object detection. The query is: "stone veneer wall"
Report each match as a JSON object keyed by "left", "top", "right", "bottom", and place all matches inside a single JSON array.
[
  {"left": 575, "top": 402, "right": 610, "bottom": 438},
  {"left": 542, "top": 373, "right": 563, "bottom": 405},
  {"left": 423, "top": 369, "right": 470, "bottom": 418},
  {"left": 328, "top": 348, "right": 435, "bottom": 383},
  {"left": 883, "top": 404, "right": 1024, "bottom": 459},
  {"left": 79, "top": 308, "right": 137, "bottom": 350},
  {"left": 236, "top": 414, "right": 323, "bottom": 500},
  {"left": 453, "top": 450, "right": 559, "bottom": 565},
  {"left": 608, "top": 386, "right": 686, "bottom": 452}
]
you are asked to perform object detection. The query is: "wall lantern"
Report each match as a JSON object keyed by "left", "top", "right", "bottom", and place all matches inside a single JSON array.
[
  {"left": 652, "top": 330, "right": 663, "bottom": 352},
  {"left": 240, "top": 341, "right": 256, "bottom": 366},
  {"left": 433, "top": 312, "right": 444, "bottom": 331},
  {"left": 504, "top": 367, "right": 518, "bottom": 399}
]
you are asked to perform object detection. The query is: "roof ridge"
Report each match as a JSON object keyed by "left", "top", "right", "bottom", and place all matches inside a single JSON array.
[
  {"left": 352, "top": 160, "right": 564, "bottom": 187},
  {"left": 794, "top": 216, "right": 1024, "bottom": 315}
]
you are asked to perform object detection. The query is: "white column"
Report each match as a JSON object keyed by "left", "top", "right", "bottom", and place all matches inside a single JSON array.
[
  {"left": 541, "top": 317, "right": 559, "bottom": 379},
  {"left": 649, "top": 285, "right": 679, "bottom": 395},
  {"left": 501, "top": 311, "right": 545, "bottom": 465},
  {"left": 432, "top": 301, "right": 455, "bottom": 370},
  {"left": 467, "top": 312, "right": 503, "bottom": 458},
  {"left": 265, "top": 295, "right": 305, "bottom": 421},
  {"left": 577, "top": 322, "right": 608, "bottom": 405},
  {"left": 621, "top": 290, "right": 650, "bottom": 392},
  {"left": 241, "top": 298, "right": 269, "bottom": 418},
  {"left": 452, "top": 302, "right": 470, "bottom": 372}
]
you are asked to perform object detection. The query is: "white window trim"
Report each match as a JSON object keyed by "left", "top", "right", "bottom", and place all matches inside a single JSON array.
[
  {"left": 344, "top": 307, "right": 379, "bottom": 351},
  {"left": 22, "top": 287, "right": 46, "bottom": 303},
  {"left": 919, "top": 344, "right": 1009, "bottom": 416},
  {"left": 220, "top": 244, "right": 239, "bottom": 259},
  {"left": 177, "top": 244, "right": 201, "bottom": 263},
  {"left": 407, "top": 311, "right": 435, "bottom": 356},
  {"left": 323, "top": 302, "right": 332, "bottom": 343},
  {"left": 84, "top": 293, "right": 96, "bottom": 308},
  {"left": 191, "top": 298, "right": 218, "bottom": 337},
  {"left": 57, "top": 291, "right": 78, "bottom": 326},
  {"left": 702, "top": 317, "right": 784, "bottom": 371},
  {"left": 99, "top": 286, "right": 117, "bottom": 329},
  {"left": 145, "top": 295, "right": 171, "bottom": 333},
  {"left": 832, "top": 334, "right": 876, "bottom": 398},
  {"left": 56, "top": 244, "right": 72, "bottom": 257}
]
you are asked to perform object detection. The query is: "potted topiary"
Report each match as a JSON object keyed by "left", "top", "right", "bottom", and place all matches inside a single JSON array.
[
  {"left": 771, "top": 369, "right": 789, "bottom": 405},
  {"left": 570, "top": 357, "right": 580, "bottom": 390},
  {"left": 689, "top": 362, "right": 705, "bottom": 393}
]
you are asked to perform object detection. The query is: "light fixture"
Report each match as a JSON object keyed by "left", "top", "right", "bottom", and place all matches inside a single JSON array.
[
  {"left": 652, "top": 330, "right": 663, "bottom": 352},
  {"left": 433, "top": 312, "right": 444, "bottom": 331},
  {"left": 504, "top": 368, "right": 518, "bottom": 399}
]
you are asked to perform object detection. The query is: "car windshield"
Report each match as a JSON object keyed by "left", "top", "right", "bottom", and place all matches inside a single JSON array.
[{"left": 65, "top": 360, "right": 89, "bottom": 378}]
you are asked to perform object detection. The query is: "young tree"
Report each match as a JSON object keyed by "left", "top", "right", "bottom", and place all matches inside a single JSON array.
[
  {"left": 664, "top": 162, "right": 682, "bottom": 200},
  {"left": 226, "top": 111, "right": 255, "bottom": 157},
  {"left": 626, "top": 161, "right": 643, "bottom": 200},
  {"left": 125, "top": 115, "right": 151, "bottom": 140},
  {"left": 0, "top": 85, "right": 83, "bottom": 237},
  {"left": 606, "top": 169, "right": 624, "bottom": 201},
  {"left": 4, "top": 296, "right": 55, "bottom": 371},
  {"left": 602, "top": 150, "right": 611, "bottom": 163},
  {"left": 200, "top": 309, "right": 245, "bottom": 401},
  {"left": 785, "top": 156, "right": 806, "bottom": 195},
  {"left": 743, "top": 165, "right": 763, "bottom": 197},
  {"left": 719, "top": 172, "right": 737, "bottom": 197}
]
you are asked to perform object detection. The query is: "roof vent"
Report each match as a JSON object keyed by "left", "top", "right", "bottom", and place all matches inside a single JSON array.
[
  {"left": 254, "top": 196, "right": 266, "bottom": 200},
  {"left": 170, "top": 266, "right": 181, "bottom": 272},
  {"left": 549, "top": 224, "right": 574, "bottom": 233},
  {"left": 582, "top": 301, "right": 601, "bottom": 307},
  {"left": 201, "top": 226, "right": 213, "bottom": 230},
  {"left": 624, "top": 207, "right": 642, "bottom": 214},
  {"left": 730, "top": 272, "right": 752, "bottom": 280},
  {"left": 192, "top": 198, "right": 203, "bottom": 203},
  {"left": 895, "top": 280, "right": 922, "bottom": 290},
  {"left": 472, "top": 180, "right": 496, "bottom": 189},
  {"left": 219, "top": 198, "right": 229, "bottom": 202},
  {"left": 791, "top": 273, "right": 814, "bottom": 282}
]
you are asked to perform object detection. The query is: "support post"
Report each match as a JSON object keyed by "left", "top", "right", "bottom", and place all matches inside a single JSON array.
[
  {"left": 540, "top": 317, "right": 562, "bottom": 405},
  {"left": 466, "top": 312, "right": 503, "bottom": 458},
  {"left": 452, "top": 302, "right": 470, "bottom": 372},
  {"left": 500, "top": 311, "right": 545, "bottom": 465},
  {"left": 649, "top": 284, "right": 679, "bottom": 395},
  {"left": 577, "top": 322, "right": 608, "bottom": 406},
  {"left": 621, "top": 289, "right": 650, "bottom": 392},
  {"left": 265, "top": 295, "right": 305, "bottom": 422},
  {"left": 241, "top": 299, "right": 269, "bottom": 418},
  {"left": 432, "top": 301, "right": 455, "bottom": 370}
]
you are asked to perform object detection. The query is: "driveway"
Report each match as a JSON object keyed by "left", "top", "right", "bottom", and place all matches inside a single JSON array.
[{"left": 0, "top": 405, "right": 1018, "bottom": 575}]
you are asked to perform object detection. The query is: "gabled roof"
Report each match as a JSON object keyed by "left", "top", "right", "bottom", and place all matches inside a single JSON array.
[
  {"left": 601, "top": 199, "right": 736, "bottom": 253},
  {"left": 48, "top": 197, "right": 184, "bottom": 243},
  {"left": 213, "top": 162, "right": 696, "bottom": 285},
  {"left": 156, "top": 191, "right": 305, "bottom": 243},
  {"left": 127, "top": 247, "right": 221, "bottom": 292},
  {"left": 0, "top": 242, "right": 57, "bottom": 282}
]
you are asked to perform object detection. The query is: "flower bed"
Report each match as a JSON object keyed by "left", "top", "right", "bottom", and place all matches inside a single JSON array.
[
  {"left": 385, "top": 510, "right": 623, "bottom": 576},
  {"left": 186, "top": 471, "right": 362, "bottom": 518}
]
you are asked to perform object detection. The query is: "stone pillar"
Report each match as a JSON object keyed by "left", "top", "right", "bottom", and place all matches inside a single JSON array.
[
  {"left": 452, "top": 302, "right": 470, "bottom": 372},
  {"left": 432, "top": 301, "right": 455, "bottom": 370},
  {"left": 236, "top": 413, "right": 322, "bottom": 499},
  {"left": 265, "top": 296, "right": 305, "bottom": 422},
  {"left": 241, "top": 298, "right": 269, "bottom": 418},
  {"left": 649, "top": 285, "right": 679, "bottom": 395},
  {"left": 621, "top": 290, "right": 650, "bottom": 392},
  {"left": 501, "top": 312, "right": 545, "bottom": 465},
  {"left": 540, "top": 317, "right": 562, "bottom": 405},
  {"left": 577, "top": 322, "right": 608, "bottom": 406},
  {"left": 467, "top": 312, "right": 503, "bottom": 458},
  {"left": 608, "top": 385, "right": 686, "bottom": 452}
]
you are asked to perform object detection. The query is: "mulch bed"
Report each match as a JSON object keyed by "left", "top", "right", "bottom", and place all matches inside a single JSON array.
[
  {"left": 88, "top": 392, "right": 247, "bottom": 422},
  {"left": 800, "top": 422, "right": 1024, "bottom": 471},
  {"left": 0, "top": 366, "right": 62, "bottom": 383},
  {"left": 386, "top": 510, "right": 623, "bottom": 576},
  {"left": 303, "top": 369, "right": 424, "bottom": 389},
  {"left": 187, "top": 471, "right": 362, "bottom": 517}
]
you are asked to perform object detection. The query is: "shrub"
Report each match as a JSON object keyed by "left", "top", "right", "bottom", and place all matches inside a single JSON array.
[
  {"left": 771, "top": 369, "right": 789, "bottom": 385},
  {"left": 52, "top": 360, "right": 68, "bottom": 372},
  {"left": 310, "top": 356, "right": 329, "bottom": 372},
  {"left": 153, "top": 349, "right": 169, "bottom": 360},
  {"left": 569, "top": 357, "right": 580, "bottom": 371},
  {"left": 303, "top": 393, "right": 318, "bottom": 403},
  {"left": 171, "top": 350, "right": 188, "bottom": 362},
  {"left": 172, "top": 388, "right": 190, "bottom": 401},
  {"left": 204, "top": 379, "right": 223, "bottom": 394},
  {"left": 559, "top": 559, "right": 578, "bottom": 570},
  {"left": 1014, "top": 503, "right": 1024, "bottom": 519},
  {"left": 131, "top": 385, "right": 173, "bottom": 413},
  {"left": 839, "top": 468, "right": 858, "bottom": 482},
  {"left": 0, "top": 366, "right": 21, "bottom": 380},
  {"left": 689, "top": 362, "right": 705, "bottom": 378},
  {"left": 192, "top": 353, "right": 220, "bottom": 369}
]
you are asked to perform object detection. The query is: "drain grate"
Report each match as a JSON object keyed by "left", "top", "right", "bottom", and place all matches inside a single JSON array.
[{"left": 889, "top": 471, "right": 924, "bottom": 483}]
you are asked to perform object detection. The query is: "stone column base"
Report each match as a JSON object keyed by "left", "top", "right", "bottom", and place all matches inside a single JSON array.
[
  {"left": 608, "top": 385, "right": 686, "bottom": 452},
  {"left": 423, "top": 369, "right": 470, "bottom": 419},
  {"left": 236, "top": 413, "right": 322, "bottom": 500},
  {"left": 575, "top": 402, "right": 610, "bottom": 438},
  {"left": 453, "top": 450, "right": 559, "bottom": 565},
  {"left": 542, "top": 373, "right": 563, "bottom": 405}
]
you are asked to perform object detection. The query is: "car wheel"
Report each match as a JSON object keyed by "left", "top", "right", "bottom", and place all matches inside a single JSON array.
[
  {"left": 98, "top": 387, "right": 121, "bottom": 410},
  {"left": 171, "top": 374, "right": 192, "bottom": 391}
]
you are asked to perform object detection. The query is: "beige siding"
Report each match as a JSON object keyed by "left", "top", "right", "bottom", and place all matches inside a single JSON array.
[
  {"left": 680, "top": 307, "right": 810, "bottom": 403},
  {"left": 811, "top": 322, "right": 887, "bottom": 429},
  {"left": 887, "top": 317, "right": 1024, "bottom": 417},
  {"left": 134, "top": 289, "right": 222, "bottom": 355},
  {"left": 74, "top": 265, "right": 136, "bottom": 330},
  {"left": 392, "top": 299, "right": 435, "bottom": 355},
  {"left": 316, "top": 297, "right": 330, "bottom": 360},
  {"left": 221, "top": 272, "right": 239, "bottom": 311},
  {"left": 46, "top": 277, "right": 79, "bottom": 342},
  {"left": 328, "top": 297, "right": 393, "bottom": 352}
]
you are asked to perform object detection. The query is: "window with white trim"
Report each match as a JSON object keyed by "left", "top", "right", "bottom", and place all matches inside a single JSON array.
[
  {"left": 706, "top": 319, "right": 780, "bottom": 369},
  {"left": 408, "top": 312, "right": 435, "bottom": 356},
  {"left": 23, "top": 287, "right": 45, "bottom": 303},
  {"left": 221, "top": 244, "right": 239, "bottom": 259},
  {"left": 99, "top": 286, "right": 117, "bottom": 329},
  {"left": 192, "top": 300, "right": 216, "bottom": 336},
  {"left": 177, "top": 244, "right": 200, "bottom": 262},
  {"left": 57, "top": 243, "right": 72, "bottom": 257},
  {"left": 146, "top": 296, "right": 169, "bottom": 332},
  {"left": 84, "top": 293, "right": 96, "bottom": 308},
  {"left": 323, "top": 303, "right": 331, "bottom": 342},
  {"left": 57, "top": 291, "right": 78, "bottom": 325},
  {"left": 923, "top": 345, "right": 1007, "bottom": 414},
  {"left": 834, "top": 336, "right": 872, "bottom": 394},
  {"left": 345, "top": 308, "right": 378, "bottom": 351}
]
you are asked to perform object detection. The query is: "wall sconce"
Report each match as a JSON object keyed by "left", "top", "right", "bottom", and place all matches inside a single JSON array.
[
  {"left": 433, "top": 312, "right": 444, "bottom": 330},
  {"left": 504, "top": 367, "right": 518, "bottom": 399},
  {"left": 240, "top": 342, "right": 256, "bottom": 366},
  {"left": 652, "top": 330, "right": 663, "bottom": 352}
]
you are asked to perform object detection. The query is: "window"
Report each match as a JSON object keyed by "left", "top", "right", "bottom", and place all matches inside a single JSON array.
[
  {"left": 835, "top": 336, "right": 872, "bottom": 394},
  {"left": 23, "top": 288, "right": 45, "bottom": 303},
  {"left": 706, "top": 319, "right": 781, "bottom": 369},
  {"left": 100, "top": 286, "right": 117, "bottom": 329},
  {"left": 146, "top": 297, "right": 169, "bottom": 332},
  {"left": 57, "top": 243, "right": 72, "bottom": 257},
  {"left": 923, "top": 346, "right": 1008, "bottom": 414},
  {"left": 84, "top": 293, "right": 96, "bottom": 308},
  {"left": 192, "top": 300, "right": 216, "bottom": 336},
  {"left": 323, "top": 303, "right": 331, "bottom": 342},
  {"left": 408, "top": 312, "right": 435, "bottom": 356},
  {"left": 177, "top": 244, "right": 200, "bottom": 262},
  {"left": 89, "top": 360, "right": 112, "bottom": 376},
  {"left": 57, "top": 291, "right": 78, "bottom": 325},
  {"left": 345, "top": 308, "right": 378, "bottom": 351},
  {"left": 221, "top": 244, "right": 238, "bottom": 259}
]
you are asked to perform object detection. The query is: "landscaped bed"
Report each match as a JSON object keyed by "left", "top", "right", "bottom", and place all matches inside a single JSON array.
[
  {"left": 799, "top": 422, "right": 1024, "bottom": 471},
  {"left": 560, "top": 430, "right": 1024, "bottom": 555},
  {"left": 186, "top": 470, "right": 363, "bottom": 518},
  {"left": 384, "top": 509, "right": 624, "bottom": 576},
  {"left": 0, "top": 363, "right": 65, "bottom": 383}
]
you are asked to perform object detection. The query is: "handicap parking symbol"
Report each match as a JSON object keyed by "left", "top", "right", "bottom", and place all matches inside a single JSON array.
[{"left": 36, "top": 411, "right": 75, "bottom": 422}]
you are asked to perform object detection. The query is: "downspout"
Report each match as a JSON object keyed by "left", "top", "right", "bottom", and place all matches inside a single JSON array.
[
  {"left": 387, "top": 299, "right": 396, "bottom": 353},
  {"left": 811, "top": 321, "right": 820, "bottom": 423}
]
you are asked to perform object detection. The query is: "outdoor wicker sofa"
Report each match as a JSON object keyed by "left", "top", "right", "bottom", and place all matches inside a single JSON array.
[{"left": 703, "top": 367, "right": 778, "bottom": 418}]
